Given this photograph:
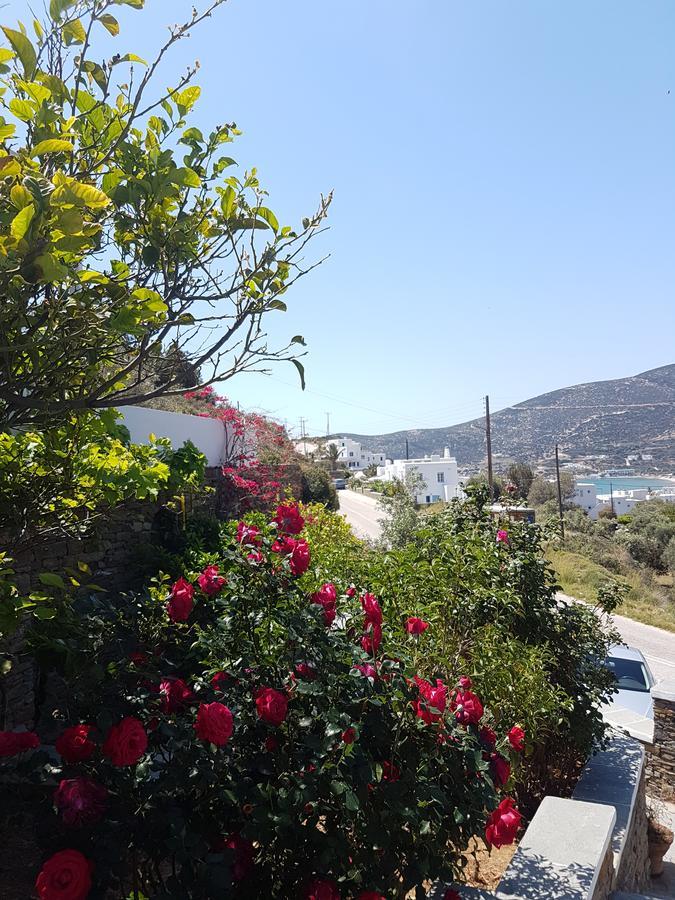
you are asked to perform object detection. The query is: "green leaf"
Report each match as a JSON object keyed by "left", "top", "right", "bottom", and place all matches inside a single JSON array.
[
  {"left": 67, "top": 180, "right": 111, "bottom": 208},
  {"left": 113, "top": 53, "right": 147, "bottom": 66},
  {"left": 32, "top": 138, "right": 74, "bottom": 156},
  {"left": 35, "top": 253, "right": 68, "bottom": 282},
  {"left": 114, "top": 0, "right": 145, "bottom": 7},
  {"left": 344, "top": 790, "right": 360, "bottom": 811},
  {"left": 221, "top": 185, "right": 237, "bottom": 218},
  {"left": 8, "top": 98, "right": 34, "bottom": 121},
  {"left": 291, "top": 359, "right": 306, "bottom": 390},
  {"left": 10, "top": 204, "right": 35, "bottom": 241},
  {"left": 1, "top": 27, "right": 36, "bottom": 77},
  {"left": 175, "top": 85, "right": 201, "bottom": 111},
  {"left": 172, "top": 167, "right": 201, "bottom": 189},
  {"left": 38, "top": 571, "right": 66, "bottom": 589},
  {"left": 99, "top": 13, "right": 120, "bottom": 36},
  {"left": 0, "top": 124, "right": 16, "bottom": 141},
  {"left": 268, "top": 299, "right": 287, "bottom": 312},
  {"left": 256, "top": 206, "right": 279, "bottom": 232},
  {"left": 49, "top": 0, "right": 76, "bottom": 19},
  {"left": 81, "top": 60, "right": 108, "bottom": 91},
  {"left": 18, "top": 80, "right": 51, "bottom": 104},
  {"left": 62, "top": 18, "right": 86, "bottom": 45},
  {"left": 291, "top": 335, "right": 306, "bottom": 346},
  {"left": 142, "top": 244, "right": 160, "bottom": 265},
  {"left": 0, "top": 48, "right": 16, "bottom": 64}
]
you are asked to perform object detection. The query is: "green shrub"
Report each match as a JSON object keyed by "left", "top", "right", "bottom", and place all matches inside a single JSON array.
[{"left": 300, "top": 465, "right": 339, "bottom": 511}]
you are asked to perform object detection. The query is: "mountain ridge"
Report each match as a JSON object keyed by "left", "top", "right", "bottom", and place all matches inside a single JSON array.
[{"left": 338, "top": 364, "right": 675, "bottom": 469}]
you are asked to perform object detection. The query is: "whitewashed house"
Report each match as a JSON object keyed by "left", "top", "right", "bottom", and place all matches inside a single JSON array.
[
  {"left": 332, "top": 437, "right": 386, "bottom": 471},
  {"left": 377, "top": 449, "right": 461, "bottom": 504}
]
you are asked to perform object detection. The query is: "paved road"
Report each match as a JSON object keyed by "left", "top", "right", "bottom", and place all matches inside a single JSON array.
[
  {"left": 338, "top": 489, "right": 383, "bottom": 541},
  {"left": 338, "top": 490, "right": 675, "bottom": 684}
]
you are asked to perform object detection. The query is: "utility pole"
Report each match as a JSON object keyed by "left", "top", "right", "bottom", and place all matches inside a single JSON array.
[
  {"left": 325, "top": 411, "right": 330, "bottom": 437},
  {"left": 405, "top": 438, "right": 409, "bottom": 460},
  {"left": 609, "top": 480, "right": 615, "bottom": 517},
  {"left": 555, "top": 443, "right": 565, "bottom": 539},
  {"left": 485, "top": 395, "right": 494, "bottom": 501},
  {"left": 299, "top": 417, "right": 307, "bottom": 456}
]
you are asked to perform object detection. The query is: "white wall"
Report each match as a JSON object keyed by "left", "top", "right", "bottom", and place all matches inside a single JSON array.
[
  {"left": 379, "top": 454, "right": 461, "bottom": 504},
  {"left": 120, "top": 406, "right": 226, "bottom": 466}
]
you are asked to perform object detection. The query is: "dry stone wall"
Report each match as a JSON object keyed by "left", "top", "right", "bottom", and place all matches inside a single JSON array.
[{"left": 646, "top": 683, "right": 675, "bottom": 802}]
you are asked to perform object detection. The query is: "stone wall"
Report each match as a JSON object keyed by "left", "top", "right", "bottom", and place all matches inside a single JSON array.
[{"left": 646, "top": 682, "right": 675, "bottom": 802}]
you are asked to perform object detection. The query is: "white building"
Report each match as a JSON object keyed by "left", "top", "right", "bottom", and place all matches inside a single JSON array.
[
  {"left": 377, "top": 449, "right": 461, "bottom": 504},
  {"left": 571, "top": 483, "right": 600, "bottom": 517},
  {"left": 332, "top": 437, "right": 386, "bottom": 471},
  {"left": 570, "top": 482, "right": 675, "bottom": 519}
]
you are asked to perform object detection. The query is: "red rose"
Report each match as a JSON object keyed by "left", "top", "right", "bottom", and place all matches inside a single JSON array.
[
  {"left": 255, "top": 687, "right": 288, "bottom": 726},
  {"left": 159, "top": 678, "right": 194, "bottom": 713},
  {"left": 358, "top": 893, "right": 386, "bottom": 900},
  {"left": 341, "top": 727, "right": 356, "bottom": 744},
  {"left": 302, "top": 878, "right": 341, "bottom": 900},
  {"left": 247, "top": 550, "right": 264, "bottom": 564},
  {"left": 414, "top": 676, "right": 448, "bottom": 724},
  {"left": 197, "top": 564, "right": 226, "bottom": 597},
  {"left": 490, "top": 753, "right": 511, "bottom": 787},
  {"left": 361, "top": 624, "right": 382, "bottom": 655},
  {"left": 271, "top": 536, "right": 311, "bottom": 576},
  {"left": 102, "top": 717, "right": 147, "bottom": 766},
  {"left": 485, "top": 797, "right": 521, "bottom": 848},
  {"left": 381, "top": 760, "right": 401, "bottom": 782},
  {"left": 452, "top": 689, "right": 484, "bottom": 726},
  {"left": 35, "top": 849, "right": 93, "bottom": 900},
  {"left": 458, "top": 675, "right": 472, "bottom": 690},
  {"left": 295, "top": 663, "right": 317, "bottom": 680},
  {"left": 345, "top": 586, "right": 356, "bottom": 598},
  {"left": 264, "top": 735, "right": 279, "bottom": 752},
  {"left": 214, "top": 832, "right": 254, "bottom": 881},
  {"left": 444, "top": 891, "right": 462, "bottom": 900},
  {"left": 54, "top": 777, "right": 107, "bottom": 827},
  {"left": 496, "top": 529, "right": 509, "bottom": 544},
  {"left": 0, "top": 729, "right": 39, "bottom": 757},
  {"left": 274, "top": 503, "right": 305, "bottom": 535},
  {"left": 194, "top": 702, "right": 234, "bottom": 746},
  {"left": 480, "top": 725, "right": 497, "bottom": 748},
  {"left": 167, "top": 577, "right": 194, "bottom": 622},
  {"left": 405, "top": 616, "right": 429, "bottom": 635},
  {"left": 507, "top": 725, "right": 525, "bottom": 752},
  {"left": 236, "top": 521, "right": 261, "bottom": 546},
  {"left": 211, "top": 671, "right": 232, "bottom": 692},
  {"left": 361, "top": 593, "right": 382, "bottom": 626},
  {"left": 129, "top": 651, "right": 148, "bottom": 667},
  {"left": 352, "top": 663, "right": 377, "bottom": 679},
  {"left": 55, "top": 725, "right": 95, "bottom": 764},
  {"left": 311, "top": 583, "right": 337, "bottom": 625}
]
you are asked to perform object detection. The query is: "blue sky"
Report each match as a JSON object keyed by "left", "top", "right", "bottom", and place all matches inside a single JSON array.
[{"left": 6, "top": 0, "right": 675, "bottom": 436}]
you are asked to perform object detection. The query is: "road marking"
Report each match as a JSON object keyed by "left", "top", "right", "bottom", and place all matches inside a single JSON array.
[{"left": 644, "top": 654, "right": 675, "bottom": 669}]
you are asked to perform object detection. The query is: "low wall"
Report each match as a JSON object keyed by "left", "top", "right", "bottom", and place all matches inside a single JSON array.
[
  {"left": 120, "top": 405, "right": 227, "bottom": 466},
  {"left": 645, "top": 681, "right": 675, "bottom": 802},
  {"left": 431, "top": 731, "right": 650, "bottom": 900}
]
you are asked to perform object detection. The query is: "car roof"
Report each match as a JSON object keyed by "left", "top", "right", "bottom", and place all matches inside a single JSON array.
[{"left": 607, "top": 644, "right": 647, "bottom": 663}]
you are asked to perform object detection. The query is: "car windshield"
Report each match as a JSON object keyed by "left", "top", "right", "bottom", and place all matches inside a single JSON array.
[{"left": 605, "top": 657, "right": 651, "bottom": 693}]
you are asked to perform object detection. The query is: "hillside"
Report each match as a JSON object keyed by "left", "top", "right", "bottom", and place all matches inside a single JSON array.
[{"left": 339, "top": 364, "right": 675, "bottom": 469}]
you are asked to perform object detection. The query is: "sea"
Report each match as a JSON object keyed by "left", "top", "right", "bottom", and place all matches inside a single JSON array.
[{"left": 577, "top": 476, "right": 674, "bottom": 493}]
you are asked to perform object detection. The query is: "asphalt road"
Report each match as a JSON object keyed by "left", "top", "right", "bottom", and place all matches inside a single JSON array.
[{"left": 338, "top": 490, "right": 675, "bottom": 685}]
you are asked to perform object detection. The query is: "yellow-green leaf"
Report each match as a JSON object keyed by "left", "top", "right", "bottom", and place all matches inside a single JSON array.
[
  {"left": 67, "top": 181, "right": 110, "bottom": 209},
  {"left": 1, "top": 27, "right": 36, "bottom": 76},
  {"left": 8, "top": 98, "right": 34, "bottom": 121},
  {"left": 257, "top": 206, "right": 279, "bottom": 232},
  {"left": 0, "top": 123, "right": 15, "bottom": 141},
  {"left": 10, "top": 184, "right": 32, "bottom": 209},
  {"left": 113, "top": 53, "right": 147, "bottom": 66},
  {"left": 18, "top": 80, "right": 51, "bottom": 104},
  {"left": 10, "top": 203, "right": 35, "bottom": 241},
  {"left": 99, "top": 13, "right": 120, "bottom": 36},
  {"left": 175, "top": 85, "right": 201, "bottom": 111},
  {"left": 62, "top": 18, "right": 86, "bottom": 45},
  {"left": 78, "top": 270, "right": 107, "bottom": 283},
  {"left": 172, "top": 167, "right": 201, "bottom": 189},
  {"left": 32, "top": 139, "right": 74, "bottom": 156},
  {"left": 0, "top": 48, "right": 15, "bottom": 64},
  {"left": 56, "top": 208, "right": 83, "bottom": 234},
  {"left": 221, "top": 185, "right": 236, "bottom": 219},
  {"left": 35, "top": 252, "right": 68, "bottom": 282}
]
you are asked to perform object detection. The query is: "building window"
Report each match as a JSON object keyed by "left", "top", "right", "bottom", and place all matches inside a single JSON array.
[
  {"left": 349, "top": 452, "right": 354, "bottom": 457},
  {"left": 437, "top": 472, "right": 445, "bottom": 484}
]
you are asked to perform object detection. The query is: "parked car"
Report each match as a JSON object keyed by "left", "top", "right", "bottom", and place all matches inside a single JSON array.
[
  {"left": 332, "top": 477, "right": 346, "bottom": 490},
  {"left": 603, "top": 644, "right": 655, "bottom": 721}
]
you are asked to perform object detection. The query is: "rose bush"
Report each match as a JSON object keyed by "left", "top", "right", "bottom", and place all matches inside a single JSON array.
[{"left": 21, "top": 503, "right": 522, "bottom": 898}]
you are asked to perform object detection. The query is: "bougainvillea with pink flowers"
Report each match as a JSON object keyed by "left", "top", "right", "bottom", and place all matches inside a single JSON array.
[{"left": 17, "top": 502, "right": 525, "bottom": 898}]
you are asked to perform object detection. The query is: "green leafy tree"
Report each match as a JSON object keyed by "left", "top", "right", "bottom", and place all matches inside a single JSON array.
[
  {"left": 325, "top": 442, "right": 341, "bottom": 473},
  {"left": 506, "top": 462, "right": 534, "bottom": 500},
  {"left": 662, "top": 535, "right": 675, "bottom": 574},
  {"left": 0, "top": 0, "right": 329, "bottom": 429},
  {"left": 528, "top": 472, "right": 574, "bottom": 507},
  {"left": 377, "top": 469, "right": 424, "bottom": 548}
]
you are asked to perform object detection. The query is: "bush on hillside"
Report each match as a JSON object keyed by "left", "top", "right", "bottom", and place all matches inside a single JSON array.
[{"left": 300, "top": 465, "right": 339, "bottom": 510}]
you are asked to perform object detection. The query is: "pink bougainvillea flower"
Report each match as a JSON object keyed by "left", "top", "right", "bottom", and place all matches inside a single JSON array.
[
  {"left": 485, "top": 797, "right": 522, "bottom": 848},
  {"left": 414, "top": 676, "right": 448, "bottom": 724},
  {"left": 35, "top": 849, "right": 93, "bottom": 900},
  {"left": 55, "top": 725, "right": 95, "bottom": 764},
  {"left": 360, "top": 624, "right": 382, "bottom": 655},
  {"left": 247, "top": 550, "right": 264, "bottom": 564},
  {"left": 194, "top": 702, "right": 234, "bottom": 746},
  {"left": 361, "top": 593, "right": 382, "bottom": 626},
  {"left": 159, "top": 678, "right": 194, "bottom": 713},
  {"left": 54, "top": 777, "right": 107, "bottom": 827},
  {"left": 0, "top": 730, "right": 39, "bottom": 758},
  {"left": 197, "top": 564, "right": 226, "bottom": 597},
  {"left": 451, "top": 689, "right": 484, "bottom": 726},
  {"left": 167, "top": 577, "right": 194, "bottom": 622},
  {"left": 274, "top": 503, "right": 305, "bottom": 535},
  {"left": 480, "top": 725, "right": 497, "bottom": 748},
  {"left": 490, "top": 753, "right": 511, "bottom": 787},
  {"left": 405, "top": 616, "right": 430, "bottom": 635},
  {"left": 294, "top": 662, "right": 317, "bottom": 680},
  {"left": 352, "top": 663, "right": 378, "bottom": 679},
  {"left": 496, "top": 529, "right": 509, "bottom": 544},
  {"left": 255, "top": 687, "right": 288, "bottom": 726},
  {"left": 236, "top": 521, "right": 261, "bottom": 546},
  {"left": 102, "top": 717, "right": 148, "bottom": 767},
  {"left": 302, "top": 878, "right": 341, "bottom": 900},
  {"left": 508, "top": 725, "right": 525, "bottom": 752}
]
